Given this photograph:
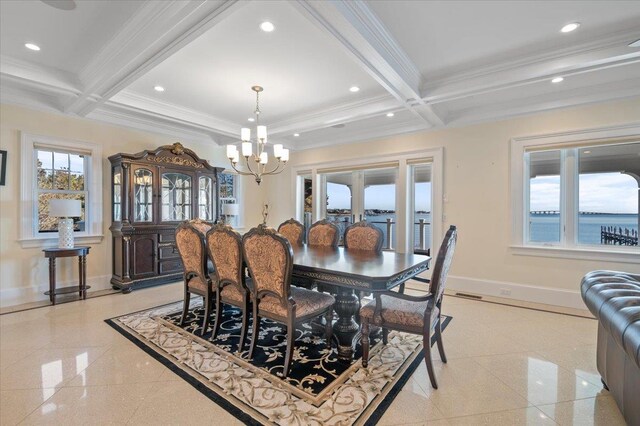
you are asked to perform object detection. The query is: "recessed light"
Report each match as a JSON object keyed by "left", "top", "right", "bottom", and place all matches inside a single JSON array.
[
  {"left": 260, "top": 21, "right": 275, "bottom": 32},
  {"left": 25, "top": 43, "right": 40, "bottom": 51},
  {"left": 583, "top": 150, "right": 591, "bottom": 154},
  {"left": 551, "top": 77, "right": 564, "bottom": 83},
  {"left": 386, "top": 112, "right": 395, "bottom": 117},
  {"left": 561, "top": 22, "right": 580, "bottom": 33},
  {"left": 248, "top": 117, "right": 255, "bottom": 122},
  {"left": 349, "top": 86, "right": 360, "bottom": 93},
  {"left": 293, "top": 133, "right": 300, "bottom": 137},
  {"left": 154, "top": 85, "right": 165, "bottom": 92},
  {"left": 629, "top": 39, "right": 640, "bottom": 48}
]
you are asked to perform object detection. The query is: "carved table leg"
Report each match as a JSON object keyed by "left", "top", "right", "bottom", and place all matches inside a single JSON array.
[
  {"left": 49, "top": 258, "right": 56, "bottom": 305},
  {"left": 333, "top": 287, "right": 360, "bottom": 361},
  {"left": 81, "top": 255, "right": 87, "bottom": 299}
]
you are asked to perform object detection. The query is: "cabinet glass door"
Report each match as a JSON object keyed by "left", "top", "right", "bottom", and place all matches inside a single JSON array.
[
  {"left": 113, "top": 167, "right": 122, "bottom": 222},
  {"left": 133, "top": 168, "right": 153, "bottom": 222},
  {"left": 198, "top": 176, "right": 214, "bottom": 221},
  {"left": 162, "top": 172, "right": 192, "bottom": 221}
]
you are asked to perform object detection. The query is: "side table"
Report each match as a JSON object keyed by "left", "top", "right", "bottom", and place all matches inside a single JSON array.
[{"left": 43, "top": 246, "right": 91, "bottom": 305}]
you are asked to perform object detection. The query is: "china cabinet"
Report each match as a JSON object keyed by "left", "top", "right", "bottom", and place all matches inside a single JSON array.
[{"left": 109, "top": 143, "right": 223, "bottom": 292}]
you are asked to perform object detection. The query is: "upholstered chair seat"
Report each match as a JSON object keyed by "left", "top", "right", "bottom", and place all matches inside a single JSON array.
[
  {"left": 244, "top": 224, "right": 335, "bottom": 377},
  {"left": 206, "top": 224, "right": 251, "bottom": 349},
  {"left": 175, "top": 219, "right": 214, "bottom": 336},
  {"left": 259, "top": 286, "right": 335, "bottom": 318},
  {"left": 360, "top": 225, "right": 457, "bottom": 390},
  {"left": 278, "top": 218, "right": 305, "bottom": 246}
]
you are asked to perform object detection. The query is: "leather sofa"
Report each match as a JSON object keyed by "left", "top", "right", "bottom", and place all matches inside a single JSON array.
[{"left": 581, "top": 270, "right": 640, "bottom": 426}]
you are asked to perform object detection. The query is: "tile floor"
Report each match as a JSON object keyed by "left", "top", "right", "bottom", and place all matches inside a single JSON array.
[{"left": 0, "top": 283, "right": 626, "bottom": 425}]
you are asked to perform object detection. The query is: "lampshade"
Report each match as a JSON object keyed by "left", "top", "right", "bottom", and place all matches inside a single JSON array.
[
  {"left": 49, "top": 199, "right": 81, "bottom": 217},
  {"left": 222, "top": 203, "right": 239, "bottom": 216}
]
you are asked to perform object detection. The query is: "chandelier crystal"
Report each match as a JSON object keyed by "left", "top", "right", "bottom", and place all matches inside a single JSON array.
[{"left": 226, "top": 86, "right": 288, "bottom": 185}]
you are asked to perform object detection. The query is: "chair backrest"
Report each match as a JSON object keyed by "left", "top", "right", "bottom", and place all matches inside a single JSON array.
[
  {"left": 206, "top": 224, "right": 243, "bottom": 289},
  {"left": 308, "top": 219, "right": 340, "bottom": 247},
  {"left": 175, "top": 220, "right": 211, "bottom": 291},
  {"left": 344, "top": 220, "right": 383, "bottom": 252},
  {"left": 243, "top": 224, "right": 294, "bottom": 304},
  {"left": 429, "top": 225, "right": 457, "bottom": 305},
  {"left": 278, "top": 218, "right": 305, "bottom": 246}
]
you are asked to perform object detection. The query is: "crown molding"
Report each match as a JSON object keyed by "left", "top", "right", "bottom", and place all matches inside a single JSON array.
[
  {"left": 111, "top": 90, "right": 238, "bottom": 137},
  {"left": 65, "top": 0, "right": 246, "bottom": 116},
  {"left": 422, "top": 27, "right": 640, "bottom": 105},
  {"left": 0, "top": 55, "right": 80, "bottom": 96},
  {"left": 446, "top": 78, "right": 640, "bottom": 127}
]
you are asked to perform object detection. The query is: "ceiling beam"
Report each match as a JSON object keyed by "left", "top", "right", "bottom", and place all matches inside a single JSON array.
[
  {"left": 64, "top": 0, "right": 246, "bottom": 117},
  {"left": 293, "top": 0, "right": 443, "bottom": 127}
]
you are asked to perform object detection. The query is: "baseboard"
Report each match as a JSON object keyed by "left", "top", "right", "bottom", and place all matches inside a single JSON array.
[
  {"left": 0, "top": 274, "right": 112, "bottom": 308},
  {"left": 445, "top": 275, "right": 587, "bottom": 311},
  {"left": 406, "top": 274, "right": 589, "bottom": 314}
]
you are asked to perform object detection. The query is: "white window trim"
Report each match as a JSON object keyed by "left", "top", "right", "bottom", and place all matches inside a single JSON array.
[
  {"left": 289, "top": 147, "right": 444, "bottom": 254},
  {"left": 510, "top": 122, "right": 640, "bottom": 263},
  {"left": 19, "top": 132, "right": 103, "bottom": 248}
]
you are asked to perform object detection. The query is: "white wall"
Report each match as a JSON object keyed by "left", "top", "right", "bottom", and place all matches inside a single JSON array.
[
  {"left": 0, "top": 103, "right": 265, "bottom": 307},
  {"left": 262, "top": 98, "right": 640, "bottom": 311}
]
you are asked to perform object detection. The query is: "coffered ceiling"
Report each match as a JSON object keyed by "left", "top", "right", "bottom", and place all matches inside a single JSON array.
[{"left": 1, "top": 0, "right": 639, "bottom": 151}]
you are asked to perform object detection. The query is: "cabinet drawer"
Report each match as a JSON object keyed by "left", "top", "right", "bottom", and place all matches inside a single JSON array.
[
  {"left": 160, "top": 259, "right": 182, "bottom": 274},
  {"left": 159, "top": 245, "right": 178, "bottom": 260},
  {"left": 159, "top": 233, "right": 176, "bottom": 243}
]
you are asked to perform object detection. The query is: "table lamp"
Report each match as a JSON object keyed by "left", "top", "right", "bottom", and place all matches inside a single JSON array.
[
  {"left": 222, "top": 203, "right": 239, "bottom": 225},
  {"left": 49, "top": 199, "right": 81, "bottom": 248}
]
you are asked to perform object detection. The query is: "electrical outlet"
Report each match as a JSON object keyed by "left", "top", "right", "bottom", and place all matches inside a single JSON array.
[{"left": 500, "top": 288, "right": 512, "bottom": 296}]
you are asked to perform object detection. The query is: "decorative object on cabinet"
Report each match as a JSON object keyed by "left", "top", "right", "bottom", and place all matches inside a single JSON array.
[
  {"left": 49, "top": 199, "right": 82, "bottom": 248},
  {"left": 109, "top": 142, "right": 223, "bottom": 293}
]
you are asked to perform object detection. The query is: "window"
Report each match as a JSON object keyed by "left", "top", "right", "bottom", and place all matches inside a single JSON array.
[
  {"left": 220, "top": 173, "right": 238, "bottom": 227},
  {"left": 36, "top": 149, "right": 87, "bottom": 232},
  {"left": 511, "top": 124, "right": 639, "bottom": 261},
  {"left": 20, "top": 133, "right": 103, "bottom": 247},
  {"left": 412, "top": 163, "right": 432, "bottom": 254}
]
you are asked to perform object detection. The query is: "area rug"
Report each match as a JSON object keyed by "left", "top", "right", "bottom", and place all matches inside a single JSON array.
[{"left": 106, "top": 299, "right": 451, "bottom": 425}]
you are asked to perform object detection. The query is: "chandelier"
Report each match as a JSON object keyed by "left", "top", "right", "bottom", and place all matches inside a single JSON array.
[{"left": 226, "top": 86, "right": 289, "bottom": 185}]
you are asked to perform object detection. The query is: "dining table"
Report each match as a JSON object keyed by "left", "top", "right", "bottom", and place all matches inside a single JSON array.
[{"left": 290, "top": 244, "right": 431, "bottom": 361}]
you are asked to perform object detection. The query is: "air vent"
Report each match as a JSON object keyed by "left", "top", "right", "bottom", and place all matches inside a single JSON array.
[{"left": 455, "top": 292, "right": 482, "bottom": 300}]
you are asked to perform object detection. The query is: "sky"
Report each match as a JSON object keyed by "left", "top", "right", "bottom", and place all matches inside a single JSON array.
[
  {"left": 327, "top": 182, "right": 432, "bottom": 211},
  {"left": 530, "top": 172, "right": 638, "bottom": 213}
]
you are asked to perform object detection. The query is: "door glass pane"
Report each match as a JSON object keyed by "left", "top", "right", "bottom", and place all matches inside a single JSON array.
[
  {"left": 413, "top": 164, "right": 432, "bottom": 253},
  {"left": 325, "top": 171, "right": 352, "bottom": 243},
  {"left": 162, "top": 173, "right": 192, "bottom": 221},
  {"left": 578, "top": 143, "right": 639, "bottom": 246},
  {"left": 134, "top": 168, "right": 153, "bottom": 222},
  {"left": 113, "top": 169, "right": 122, "bottom": 222},
  {"left": 299, "top": 174, "right": 313, "bottom": 237},
  {"left": 364, "top": 168, "right": 397, "bottom": 250},
  {"left": 528, "top": 150, "right": 561, "bottom": 243},
  {"left": 198, "top": 176, "right": 213, "bottom": 221}
]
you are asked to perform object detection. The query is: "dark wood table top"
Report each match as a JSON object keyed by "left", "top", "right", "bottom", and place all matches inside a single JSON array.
[
  {"left": 291, "top": 245, "right": 431, "bottom": 291},
  {"left": 43, "top": 246, "right": 91, "bottom": 257}
]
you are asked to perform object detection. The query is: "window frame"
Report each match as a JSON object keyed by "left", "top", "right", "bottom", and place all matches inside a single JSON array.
[
  {"left": 510, "top": 123, "right": 640, "bottom": 263},
  {"left": 20, "top": 132, "right": 103, "bottom": 248}
]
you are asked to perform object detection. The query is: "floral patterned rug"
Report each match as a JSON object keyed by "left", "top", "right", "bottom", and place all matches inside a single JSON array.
[{"left": 106, "top": 299, "right": 451, "bottom": 425}]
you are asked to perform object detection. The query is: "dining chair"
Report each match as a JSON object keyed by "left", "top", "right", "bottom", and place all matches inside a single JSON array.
[
  {"left": 175, "top": 219, "right": 214, "bottom": 336},
  {"left": 243, "top": 224, "right": 335, "bottom": 378},
  {"left": 344, "top": 220, "right": 384, "bottom": 252},
  {"left": 308, "top": 219, "right": 340, "bottom": 248},
  {"left": 205, "top": 224, "right": 251, "bottom": 350},
  {"left": 360, "top": 225, "right": 457, "bottom": 389},
  {"left": 278, "top": 218, "right": 305, "bottom": 246}
]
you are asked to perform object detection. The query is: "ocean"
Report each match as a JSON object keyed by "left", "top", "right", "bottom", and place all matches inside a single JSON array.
[{"left": 326, "top": 212, "right": 638, "bottom": 249}]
